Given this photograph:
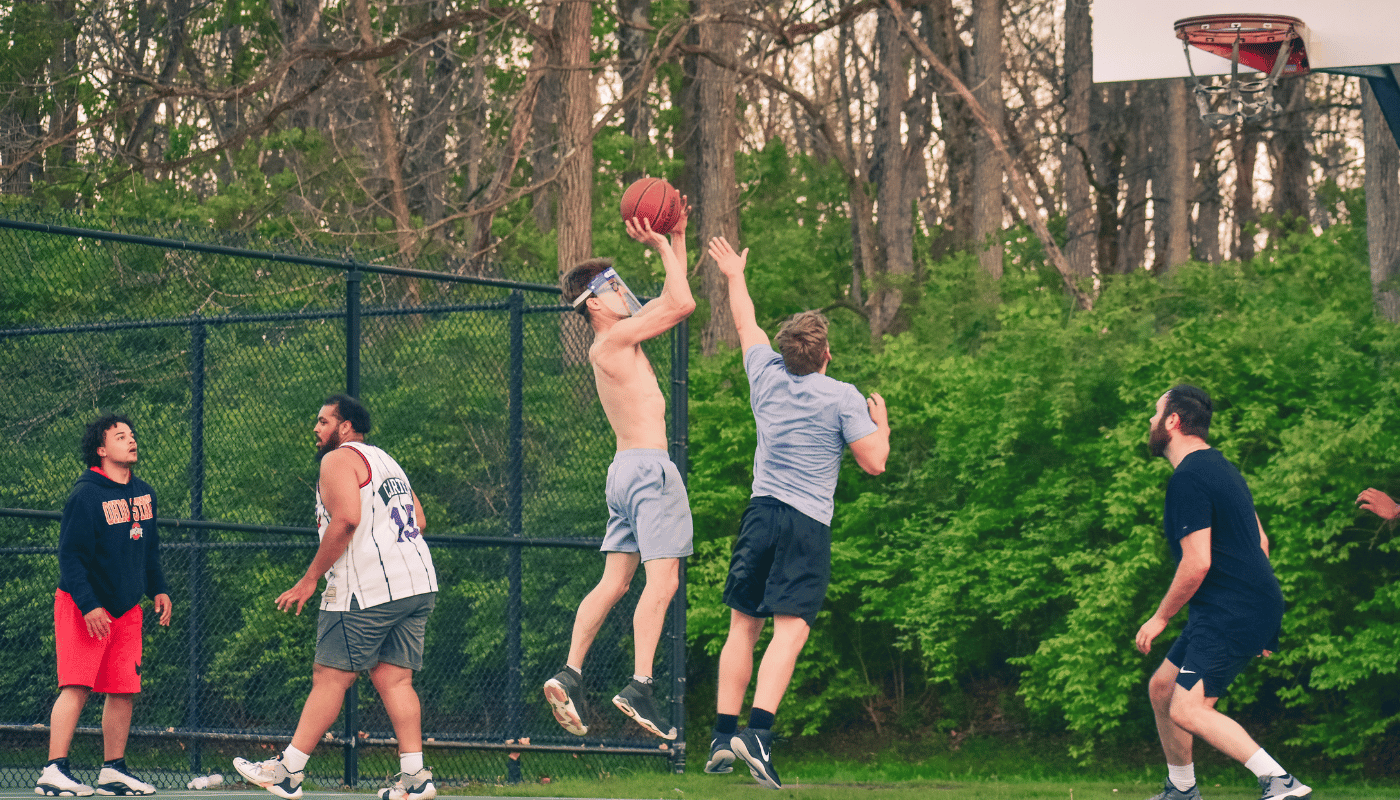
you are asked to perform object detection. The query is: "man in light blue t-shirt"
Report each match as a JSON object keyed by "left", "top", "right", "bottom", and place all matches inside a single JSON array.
[{"left": 701, "top": 236, "right": 890, "bottom": 789}]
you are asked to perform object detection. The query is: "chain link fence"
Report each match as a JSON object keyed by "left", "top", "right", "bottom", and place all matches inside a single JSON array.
[{"left": 0, "top": 205, "right": 689, "bottom": 789}]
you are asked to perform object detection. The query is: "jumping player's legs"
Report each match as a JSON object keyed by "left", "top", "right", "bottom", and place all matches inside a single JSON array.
[
  {"left": 1149, "top": 657, "right": 1193, "bottom": 767},
  {"left": 717, "top": 610, "right": 765, "bottom": 716},
  {"left": 632, "top": 557, "right": 679, "bottom": 677},
  {"left": 567, "top": 551, "right": 640, "bottom": 668},
  {"left": 752, "top": 614, "right": 810, "bottom": 714}
]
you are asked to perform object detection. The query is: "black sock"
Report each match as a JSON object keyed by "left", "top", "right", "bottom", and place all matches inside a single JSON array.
[
  {"left": 47, "top": 757, "right": 69, "bottom": 768},
  {"left": 103, "top": 758, "right": 126, "bottom": 770},
  {"left": 715, "top": 714, "right": 739, "bottom": 735},
  {"left": 748, "top": 708, "right": 775, "bottom": 730}
]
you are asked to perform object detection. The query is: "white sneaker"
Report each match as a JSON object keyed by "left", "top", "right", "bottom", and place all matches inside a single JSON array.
[
  {"left": 1258, "top": 773, "right": 1311, "bottom": 800},
  {"left": 95, "top": 762, "right": 155, "bottom": 796},
  {"left": 35, "top": 762, "right": 94, "bottom": 797},
  {"left": 377, "top": 767, "right": 435, "bottom": 800},
  {"left": 232, "top": 757, "right": 303, "bottom": 800}
]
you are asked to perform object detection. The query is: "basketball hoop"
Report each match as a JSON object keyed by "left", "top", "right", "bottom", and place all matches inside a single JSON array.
[{"left": 1174, "top": 14, "right": 1310, "bottom": 128}]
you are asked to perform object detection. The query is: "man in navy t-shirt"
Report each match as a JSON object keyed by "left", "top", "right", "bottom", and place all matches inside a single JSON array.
[
  {"left": 1135, "top": 385, "right": 1310, "bottom": 800},
  {"left": 700, "top": 236, "right": 890, "bottom": 789}
]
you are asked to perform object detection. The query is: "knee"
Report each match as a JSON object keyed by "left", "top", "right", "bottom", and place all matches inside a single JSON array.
[
  {"left": 1168, "top": 701, "right": 1201, "bottom": 734},
  {"left": 597, "top": 574, "right": 632, "bottom": 601},
  {"left": 646, "top": 569, "right": 679, "bottom": 597},
  {"left": 1148, "top": 674, "right": 1176, "bottom": 708}
]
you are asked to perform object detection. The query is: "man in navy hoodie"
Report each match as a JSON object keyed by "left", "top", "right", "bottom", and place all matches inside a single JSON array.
[{"left": 35, "top": 414, "right": 173, "bottom": 797}]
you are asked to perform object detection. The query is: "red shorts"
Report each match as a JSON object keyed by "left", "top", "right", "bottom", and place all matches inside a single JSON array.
[{"left": 54, "top": 589, "right": 143, "bottom": 694}]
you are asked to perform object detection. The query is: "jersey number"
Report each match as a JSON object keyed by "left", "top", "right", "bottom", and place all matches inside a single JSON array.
[{"left": 389, "top": 504, "right": 421, "bottom": 542}]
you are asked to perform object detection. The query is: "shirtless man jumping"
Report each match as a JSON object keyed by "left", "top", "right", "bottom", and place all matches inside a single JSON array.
[{"left": 543, "top": 206, "right": 695, "bottom": 741}]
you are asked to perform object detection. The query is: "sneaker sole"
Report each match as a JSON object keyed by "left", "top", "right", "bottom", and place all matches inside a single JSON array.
[
  {"left": 1265, "top": 790, "right": 1312, "bottom": 800},
  {"left": 378, "top": 785, "right": 436, "bottom": 800},
  {"left": 543, "top": 679, "right": 588, "bottom": 736},
  {"left": 730, "top": 736, "right": 781, "bottom": 790},
  {"left": 233, "top": 762, "right": 302, "bottom": 800},
  {"left": 95, "top": 788, "right": 155, "bottom": 797},
  {"left": 36, "top": 788, "right": 94, "bottom": 798},
  {"left": 703, "top": 750, "right": 735, "bottom": 774},
  {"left": 611, "top": 694, "right": 677, "bottom": 740}
]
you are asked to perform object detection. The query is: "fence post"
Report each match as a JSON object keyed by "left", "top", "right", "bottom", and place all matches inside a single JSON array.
[
  {"left": 186, "top": 319, "right": 207, "bottom": 775},
  {"left": 668, "top": 319, "right": 689, "bottom": 774},
  {"left": 505, "top": 290, "right": 525, "bottom": 782},
  {"left": 343, "top": 268, "right": 362, "bottom": 788}
]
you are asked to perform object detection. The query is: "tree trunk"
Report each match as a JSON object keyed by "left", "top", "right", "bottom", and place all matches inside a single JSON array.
[
  {"left": 866, "top": 6, "right": 915, "bottom": 344},
  {"left": 556, "top": 0, "right": 595, "bottom": 363},
  {"left": 1061, "top": 0, "right": 1095, "bottom": 277},
  {"left": 1153, "top": 79, "right": 1191, "bottom": 271},
  {"left": 1195, "top": 125, "right": 1225, "bottom": 264},
  {"left": 530, "top": 0, "right": 560, "bottom": 234},
  {"left": 353, "top": 0, "right": 417, "bottom": 262},
  {"left": 687, "top": 0, "right": 742, "bottom": 356},
  {"left": 404, "top": 0, "right": 455, "bottom": 244},
  {"left": 1233, "top": 123, "right": 1260, "bottom": 261},
  {"left": 617, "top": 0, "right": 650, "bottom": 183},
  {"left": 925, "top": 0, "right": 974, "bottom": 254},
  {"left": 970, "top": 0, "right": 1004, "bottom": 279},
  {"left": 1364, "top": 81, "right": 1400, "bottom": 322},
  {"left": 1116, "top": 84, "right": 1151, "bottom": 273},
  {"left": 1270, "top": 77, "right": 1312, "bottom": 230}
]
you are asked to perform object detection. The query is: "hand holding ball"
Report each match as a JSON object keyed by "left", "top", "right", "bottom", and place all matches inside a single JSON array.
[{"left": 620, "top": 177, "right": 682, "bottom": 235}]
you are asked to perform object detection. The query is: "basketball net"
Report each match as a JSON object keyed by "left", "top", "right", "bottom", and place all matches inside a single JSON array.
[{"left": 1182, "top": 34, "right": 1297, "bottom": 128}]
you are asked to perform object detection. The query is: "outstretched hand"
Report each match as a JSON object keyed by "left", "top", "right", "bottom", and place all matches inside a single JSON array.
[
  {"left": 626, "top": 216, "right": 670, "bottom": 250},
  {"left": 1357, "top": 487, "right": 1400, "bottom": 520},
  {"left": 707, "top": 236, "right": 748, "bottom": 277}
]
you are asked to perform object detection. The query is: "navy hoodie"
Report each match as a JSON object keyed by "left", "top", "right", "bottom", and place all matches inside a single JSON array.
[{"left": 58, "top": 468, "right": 169, "bottom": 617}]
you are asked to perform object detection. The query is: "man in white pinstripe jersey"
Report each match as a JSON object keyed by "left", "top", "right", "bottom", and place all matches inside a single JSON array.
[{"left": 235, "top": 395, "right": 438, "bottom": 800}]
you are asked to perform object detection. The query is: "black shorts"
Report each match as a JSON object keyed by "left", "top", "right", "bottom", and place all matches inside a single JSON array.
[
  {"left": 722, "top": 496, "right": 831, "bottom": 626},
  {"left": 1164, "top": 626, "right": 1261, "bottom": 698}
]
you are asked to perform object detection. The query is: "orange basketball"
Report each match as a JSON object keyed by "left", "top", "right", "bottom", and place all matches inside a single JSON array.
[{"left": 620, "top": 177, "right": 681, "bottom": 235}]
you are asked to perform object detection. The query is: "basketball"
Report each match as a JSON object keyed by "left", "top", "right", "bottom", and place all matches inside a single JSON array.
[{"left": 620, "top": 177, "right": 681, "bottom": 235}]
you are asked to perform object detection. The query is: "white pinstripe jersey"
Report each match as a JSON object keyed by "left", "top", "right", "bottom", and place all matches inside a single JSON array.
[{"left": 314, "top": 441, "right": 438, "bottom": 611}]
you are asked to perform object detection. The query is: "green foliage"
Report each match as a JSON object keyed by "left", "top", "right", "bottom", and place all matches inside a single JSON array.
[{"left": 686, "top": 219, "right": 1399, "bottom": 769}]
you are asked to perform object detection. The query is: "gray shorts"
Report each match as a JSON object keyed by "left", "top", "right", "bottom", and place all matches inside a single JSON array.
[
  {"left": 602, "top": 449, "right": 694, "bottom": 561},
  {"left": 315, "top": 592, "right": 435, "bottom": 672}
]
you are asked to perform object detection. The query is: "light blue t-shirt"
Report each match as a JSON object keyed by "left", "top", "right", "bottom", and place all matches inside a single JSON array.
[{"left": 744, "top": 343, "right": 879, "bottom": 526}]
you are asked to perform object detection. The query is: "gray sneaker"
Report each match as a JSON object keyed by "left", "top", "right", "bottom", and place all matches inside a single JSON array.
[
  {"left": 1144, "top": 779, "right": 1202, "bottom": 800},
  {"left": 1258, "top": 773, "right": 1311, "bottom": 800},
  {"left": 232, "top": 757, "right": 302, "bottom": 800}
]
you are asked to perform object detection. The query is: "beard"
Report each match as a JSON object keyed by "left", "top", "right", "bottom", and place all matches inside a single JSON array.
[
  {"left": 1148, "top": 417, "right": 1171, "bottom": 458},
  {"left": 316, "top": 428, "right": 343, "bottom": 460}
]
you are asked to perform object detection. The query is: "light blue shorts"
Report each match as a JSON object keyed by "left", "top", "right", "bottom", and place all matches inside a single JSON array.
[{"left": 602, "top": 449, "right": 694, "bottom": 561}]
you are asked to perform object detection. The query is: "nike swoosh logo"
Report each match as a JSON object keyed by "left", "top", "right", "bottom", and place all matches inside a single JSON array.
[
  {"left": 756, "top": 738, "right": 769, "bottom": 761},
  {"left": 1179, "top": 669, "right": 1196, "bottom": 674}
]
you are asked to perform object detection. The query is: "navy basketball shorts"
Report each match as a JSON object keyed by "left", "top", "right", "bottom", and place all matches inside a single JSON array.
[
  {"left": 723, "top": 496, "right": 831, "bottom": 626},
  {"left": 1164, "top": 626, "right": 1261, "bottom": 698}
]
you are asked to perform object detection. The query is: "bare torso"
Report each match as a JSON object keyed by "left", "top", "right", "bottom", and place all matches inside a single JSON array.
[{"left": 590, "top": 331, "right": 668, "bottom": 452}]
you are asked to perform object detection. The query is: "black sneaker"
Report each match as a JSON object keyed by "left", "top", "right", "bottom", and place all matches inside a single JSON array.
[
  {"left": 703, "top": 733, "right": 735, "bottom": 774},
  {"left": 611, "top": 679, "right": 677, "bottom": 740},
  {"left": 543, "top": 667, "right": 588, "bottom": 736},
  {"left": 730, "top": 728, "right": 781, "bottom": 789}
]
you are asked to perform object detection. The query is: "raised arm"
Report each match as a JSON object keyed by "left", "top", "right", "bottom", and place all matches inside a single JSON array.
[
  {"left": 850, "top": 393, "right": 890, "bottom": 475},
  {"left": 707, "top": 236, "right": 769, "bottom": 352},
  {"left": 604, "top": 216, "right": 696, "bottom": 347}
]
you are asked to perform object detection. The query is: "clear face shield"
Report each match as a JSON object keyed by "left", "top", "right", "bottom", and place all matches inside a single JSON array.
[{"left": 572, "top": 267, "right": 643, "bottom": 317}]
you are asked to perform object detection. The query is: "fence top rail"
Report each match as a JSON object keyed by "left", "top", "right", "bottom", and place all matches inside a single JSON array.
[
  {"left": 0, "top": 509, "right": 603, "bottom": 548},
  {"left": 0, "top": 217, "right": 564, "bottom": 294}
]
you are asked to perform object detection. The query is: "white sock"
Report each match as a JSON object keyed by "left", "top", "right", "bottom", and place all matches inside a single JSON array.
[
  {"left": 399, "top": 752, "right": 424, "bottom": 774},
  {"left": 1244, "top": 748, "right": 1285, "bottom": 779},
  {"left": 1167, "top": 763, "right": 1196, "bottom": 792},
  {"left": 280, "top": 745, "right": 310, "bottom": 773},
  {"left": 632, "top": 674, "right": 653, "bottom": 684}
]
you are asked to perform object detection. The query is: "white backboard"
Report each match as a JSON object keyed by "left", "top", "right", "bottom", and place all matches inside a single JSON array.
[{"left": 1093, "top": 0, "right": 1400, "bottom": 83}]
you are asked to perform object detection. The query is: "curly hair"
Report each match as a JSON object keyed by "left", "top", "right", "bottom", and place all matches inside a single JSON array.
[{"left": 81, "top": 414, "right": 135, "bottom": 468}]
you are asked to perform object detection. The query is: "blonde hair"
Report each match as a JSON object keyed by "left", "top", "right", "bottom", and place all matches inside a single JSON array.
[{"left": 774, "top": 311, "right": 829, "bottom": 375}]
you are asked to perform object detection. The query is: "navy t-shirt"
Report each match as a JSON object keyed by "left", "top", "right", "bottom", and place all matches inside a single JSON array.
[{"left": 1162, "top": 449, "right": 1284, "bottom": 650}]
